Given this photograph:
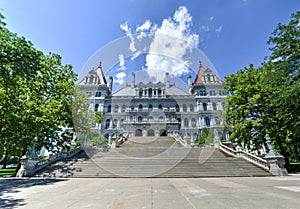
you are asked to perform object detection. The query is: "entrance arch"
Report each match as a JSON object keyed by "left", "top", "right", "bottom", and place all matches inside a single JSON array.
[
  {"left": 147, "top": 129, "right": 155, "bottom": 136},
  {"left": 160, "top": 129, "right": 167, "bottom": 136},
  {"left": 135, "top": 129, "right": 143, "bottom": 136}
]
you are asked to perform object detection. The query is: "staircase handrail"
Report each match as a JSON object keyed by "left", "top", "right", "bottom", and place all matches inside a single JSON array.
[
  {"left": 241, "top": 150, "right": 269, "bottom": 171},
  {"left": 171, "top": 133, "right": 189, "bottom": 147},
  {"left": 219, "top": 141, "right": 269, "bottom": 171},
  {"left": 219, "top": 141, "right": 238, "bottom": 157},
  {"left": 34, "top": 146, "right": 83, "bottom": 173}
]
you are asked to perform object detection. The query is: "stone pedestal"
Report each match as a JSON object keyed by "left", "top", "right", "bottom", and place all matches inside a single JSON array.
[
  {"left": 17, "top": 157, "right": 39, "bottom": 177},
  {"left": 265, "top": 155, "right": 288, "bottom": 176}
]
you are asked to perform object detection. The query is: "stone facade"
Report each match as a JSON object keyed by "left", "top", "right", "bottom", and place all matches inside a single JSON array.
[{"left": 78, "top": 63, "right": 226, "bottom": 144}]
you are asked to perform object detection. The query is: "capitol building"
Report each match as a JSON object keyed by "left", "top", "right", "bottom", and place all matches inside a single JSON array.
[{"left": 78, "top": 63, "right": 227, "bottom": 144}]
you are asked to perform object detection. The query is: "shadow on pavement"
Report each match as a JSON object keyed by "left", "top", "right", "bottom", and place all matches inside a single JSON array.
[{"left": 0, "top": 178, "right": 68, "bottom": 208}]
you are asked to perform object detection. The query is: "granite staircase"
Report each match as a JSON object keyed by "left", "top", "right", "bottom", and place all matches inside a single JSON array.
[{"left": 35, "top": 136, "right": 271, "bottom": 177}]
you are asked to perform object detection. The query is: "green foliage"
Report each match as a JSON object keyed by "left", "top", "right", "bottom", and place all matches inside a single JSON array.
[
  {"left": 0, "top": 12, "right": 77, "bottom": 172},
  {"left": 72, "top": 87, "right": 94, "bottom": 135},
  {"left": 224, "top": 11, "right": 300, "bottom": 171},
  {"left": 89, "top": 135, "right": 108, "bottom": 148},
  {"left": 196, "top": 128, "right": 214, "bottom": 146},
  {"left": 94, "top": 111, "right": 104, "bottom": 125}
]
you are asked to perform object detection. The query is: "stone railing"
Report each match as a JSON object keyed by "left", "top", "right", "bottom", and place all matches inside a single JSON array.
[
  {"left": 219, "top": 141, "right": 269, "bottom": 171},
  {"left": 116, "top": 132, "right": 129, "bottom": 147},
  {"left": 34, "top": 146, "right": 83, "bottom": 174},
  {"left": 171, "top": 133, "right": 190, "bottom": 148}
]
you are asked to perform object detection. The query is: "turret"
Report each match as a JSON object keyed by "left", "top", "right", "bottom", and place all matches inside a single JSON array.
[
  {"left": 131, "top": 72, "right": 135, "bottom": 88},
  {"left": 188, "top": 75, "right": 192, "bottom": 95},
  {"left": 165, "top": 72, "right": 170, "bottom": 88},
  {"left": 109, "top": 76, "right": 113, "bottom": 92}
]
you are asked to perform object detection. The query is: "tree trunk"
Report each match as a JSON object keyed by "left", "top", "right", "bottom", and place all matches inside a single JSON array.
[
  {"left": 277, "top": 138, "right": 293, "bottom": 172},
  {"left": 2, "top": 151, "right": 8, "bottom": 169}
]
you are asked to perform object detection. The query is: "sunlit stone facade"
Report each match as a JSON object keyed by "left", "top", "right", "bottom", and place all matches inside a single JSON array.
[{"left": 77, "top": 63, "right": 226, "bottom": 143}]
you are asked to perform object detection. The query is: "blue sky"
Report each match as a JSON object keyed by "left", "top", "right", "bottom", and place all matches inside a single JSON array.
[{"left": 1, "top": 0, "right": 299, "bottom": 91}]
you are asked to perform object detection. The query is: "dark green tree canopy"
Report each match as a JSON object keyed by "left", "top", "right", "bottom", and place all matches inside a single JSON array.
[
  {"left": 224, "top": 11, "right": 300, "bottom": 171},
  {"left": 0, "top": 13, "right": 77, "bottom": 171}
]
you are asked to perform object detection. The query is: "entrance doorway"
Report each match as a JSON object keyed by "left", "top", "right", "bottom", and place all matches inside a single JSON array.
[
  {"left": 160, "top": 129, "right": 167, "bottom": 136},
  {"left": 147, "top": 129, "right": 155, "bottom": 136},
  {"left": 135, "top": 129, "right": 143, "bottom": 136}
]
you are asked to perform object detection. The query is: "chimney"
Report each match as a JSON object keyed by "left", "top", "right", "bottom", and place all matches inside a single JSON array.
[
  {"left": 188, "top": 75, "right": 192, "bottom": 86},
  {"left": 131, "top": 72, "right": 135, "bottom": 88},
  {"left": 165, "top": 72, "right": 170, "bottom": 88},
  {"left": 109, "top": 76, "right": 113, "bottom": 92}
]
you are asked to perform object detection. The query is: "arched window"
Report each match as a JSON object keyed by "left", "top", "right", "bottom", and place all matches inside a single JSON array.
[
  {"left": 138, "top": 116, "right": 143, "bottom": 122},
  {"left": 205, "top": 117, "right": 210, "bottom": 126},
  {"left": 147, "top": 129, "right": 154, "bottom": 136},
  {"left": 184, "top": 118, "right": 189, "bottom": 127},
  {"left": 203, "top": 103, "right": 207, "bottom": 111},
  {"left": 212, "top": 103, "right": 217, "bottom": 111},
  {"left": 107, "top": 105, "right": 111, "bottom": 113},
  {"left": 136, "top": 129, "right": 142, "bottom": 136},
  {"left": 138, "top": 104, "right": 143, "bottom": 111},
  {"left": 159, "top": 116, "right": 164, "bottom": 121},
  {"left": 183, "top": 104, "right": 187, "bottom": 112},
  {"left": 139, "top": 89, "right": 143, "bottom": 97},
  {"left": 149, "top": 116, "right": 154, "bottom": 121},
  {"left": 148, "top": 104, "right": 153, "bottom": 110},
  {"left": 114, "top": 105, "right": 119, "bottom": 112},
  {"left": 191, "top": 118, "right": 196, "bottom": 127},
  {"left": 190, "top": 104, "right": 194, "bottom": 112},
  {"left": 105, "top": 119, "right": 110, "bottom": 129},
  {"left": 94, "top": 104, "right": 99, "bottom": 112},
  {"left": 121, "top": 105, "right": 126, "bottom": 112},
  {"left": 200, "top": 90, "right": 207, "bottom": 96},
  {"left": 95, "top": 91, "right": 101, "bottom": 97},
  {"left": 113, "top": 119, "right": 118, "bottom": 128},
  {"left": 175, "top": 104, "right": 180, "bottom": 112},
  {"left": 158, "top": 89, "right": 162, "bottom": 96},
  {"left": 148, "top": 88, "right": 152, "bottom": 97},
  {"left": 158, "top": 104, "right": 163, "bottom": 110},
  {"left": 120, "top": 119, "right": 124, "bottom": 125}
]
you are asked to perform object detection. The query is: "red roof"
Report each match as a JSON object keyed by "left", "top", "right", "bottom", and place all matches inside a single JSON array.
[{"left": 194, "top": 64, "right": 224, "bottom": 84}]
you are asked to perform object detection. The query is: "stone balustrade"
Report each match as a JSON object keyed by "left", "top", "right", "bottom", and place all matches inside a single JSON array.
[{"left": 219, "top": 141, "right": 269, "bottom": 171}]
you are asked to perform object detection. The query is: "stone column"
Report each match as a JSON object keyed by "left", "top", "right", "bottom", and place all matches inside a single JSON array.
[{"left": 17, "top": 157, "right": 39, "bottom": 177}]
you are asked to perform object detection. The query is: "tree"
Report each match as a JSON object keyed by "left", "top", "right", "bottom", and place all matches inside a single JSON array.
[
  {"left": 224, "top": 65, "right": 268, "bottom": 151},
  {"left": 95, "top": 111, "right": 104, "bottom": 134},
  {"left": 71, "top": 87, "right": 94, "bottom": 145},
  {"left": 262, "top": 11, "right": 300, "bottom": 169},
  {"left": 224, "top": 11, "right": 300, "bottom": 171},
  {"left": 0, "top": 13, "right": 77, "bottom": 173},
  {"left": 196, "top": 128, "right": 214, "bottom": 146}
]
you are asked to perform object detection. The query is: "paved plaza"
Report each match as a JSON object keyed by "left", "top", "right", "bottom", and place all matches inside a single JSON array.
[{"left": 1, "top": 175, "right": 300, "bottom": 209}]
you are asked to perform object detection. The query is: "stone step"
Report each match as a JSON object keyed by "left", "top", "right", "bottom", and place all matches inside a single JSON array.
[{"left": 35, "top": 136, "right": 271, "bottom": 178}]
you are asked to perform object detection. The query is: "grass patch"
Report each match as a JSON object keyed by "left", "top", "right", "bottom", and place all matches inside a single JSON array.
[{"left": 0, "top": 168, "right": 16, "bottom": 177}]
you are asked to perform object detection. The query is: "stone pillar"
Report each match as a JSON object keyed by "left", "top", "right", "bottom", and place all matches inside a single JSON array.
[
  {"left": 265, "top": 155, "right": 288, "bottom": 176},
  {"left": 17, "top": 157, "right": 39, "bottom": 177}
]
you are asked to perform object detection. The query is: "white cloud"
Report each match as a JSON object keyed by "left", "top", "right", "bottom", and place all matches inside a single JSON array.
[
  {"left": 216, "top": 25, "right": 223, "bottom": 33},
  {"left": 145, "top": 6, "right": 199, "bottom": 81},
  {"left": 210, "top": 16, "right": 214, "bottom": 21},
  {"left": 119, "top": 54, "right": 125, "bottom": 67},
  {"left": 136, "top": 20, "right": 152, "bottom": 32},
  {"left": 117, "top": 54, "right": 127, "bottom": 71},
  {"left": 116, "top": 72, "right": 127, "bottom": 84},
  {"left": 120, "top": 6, "right": 199, "bottom": 82},
  {"left": 120, "top": 22, "right": 137, "bottom": 52}
]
